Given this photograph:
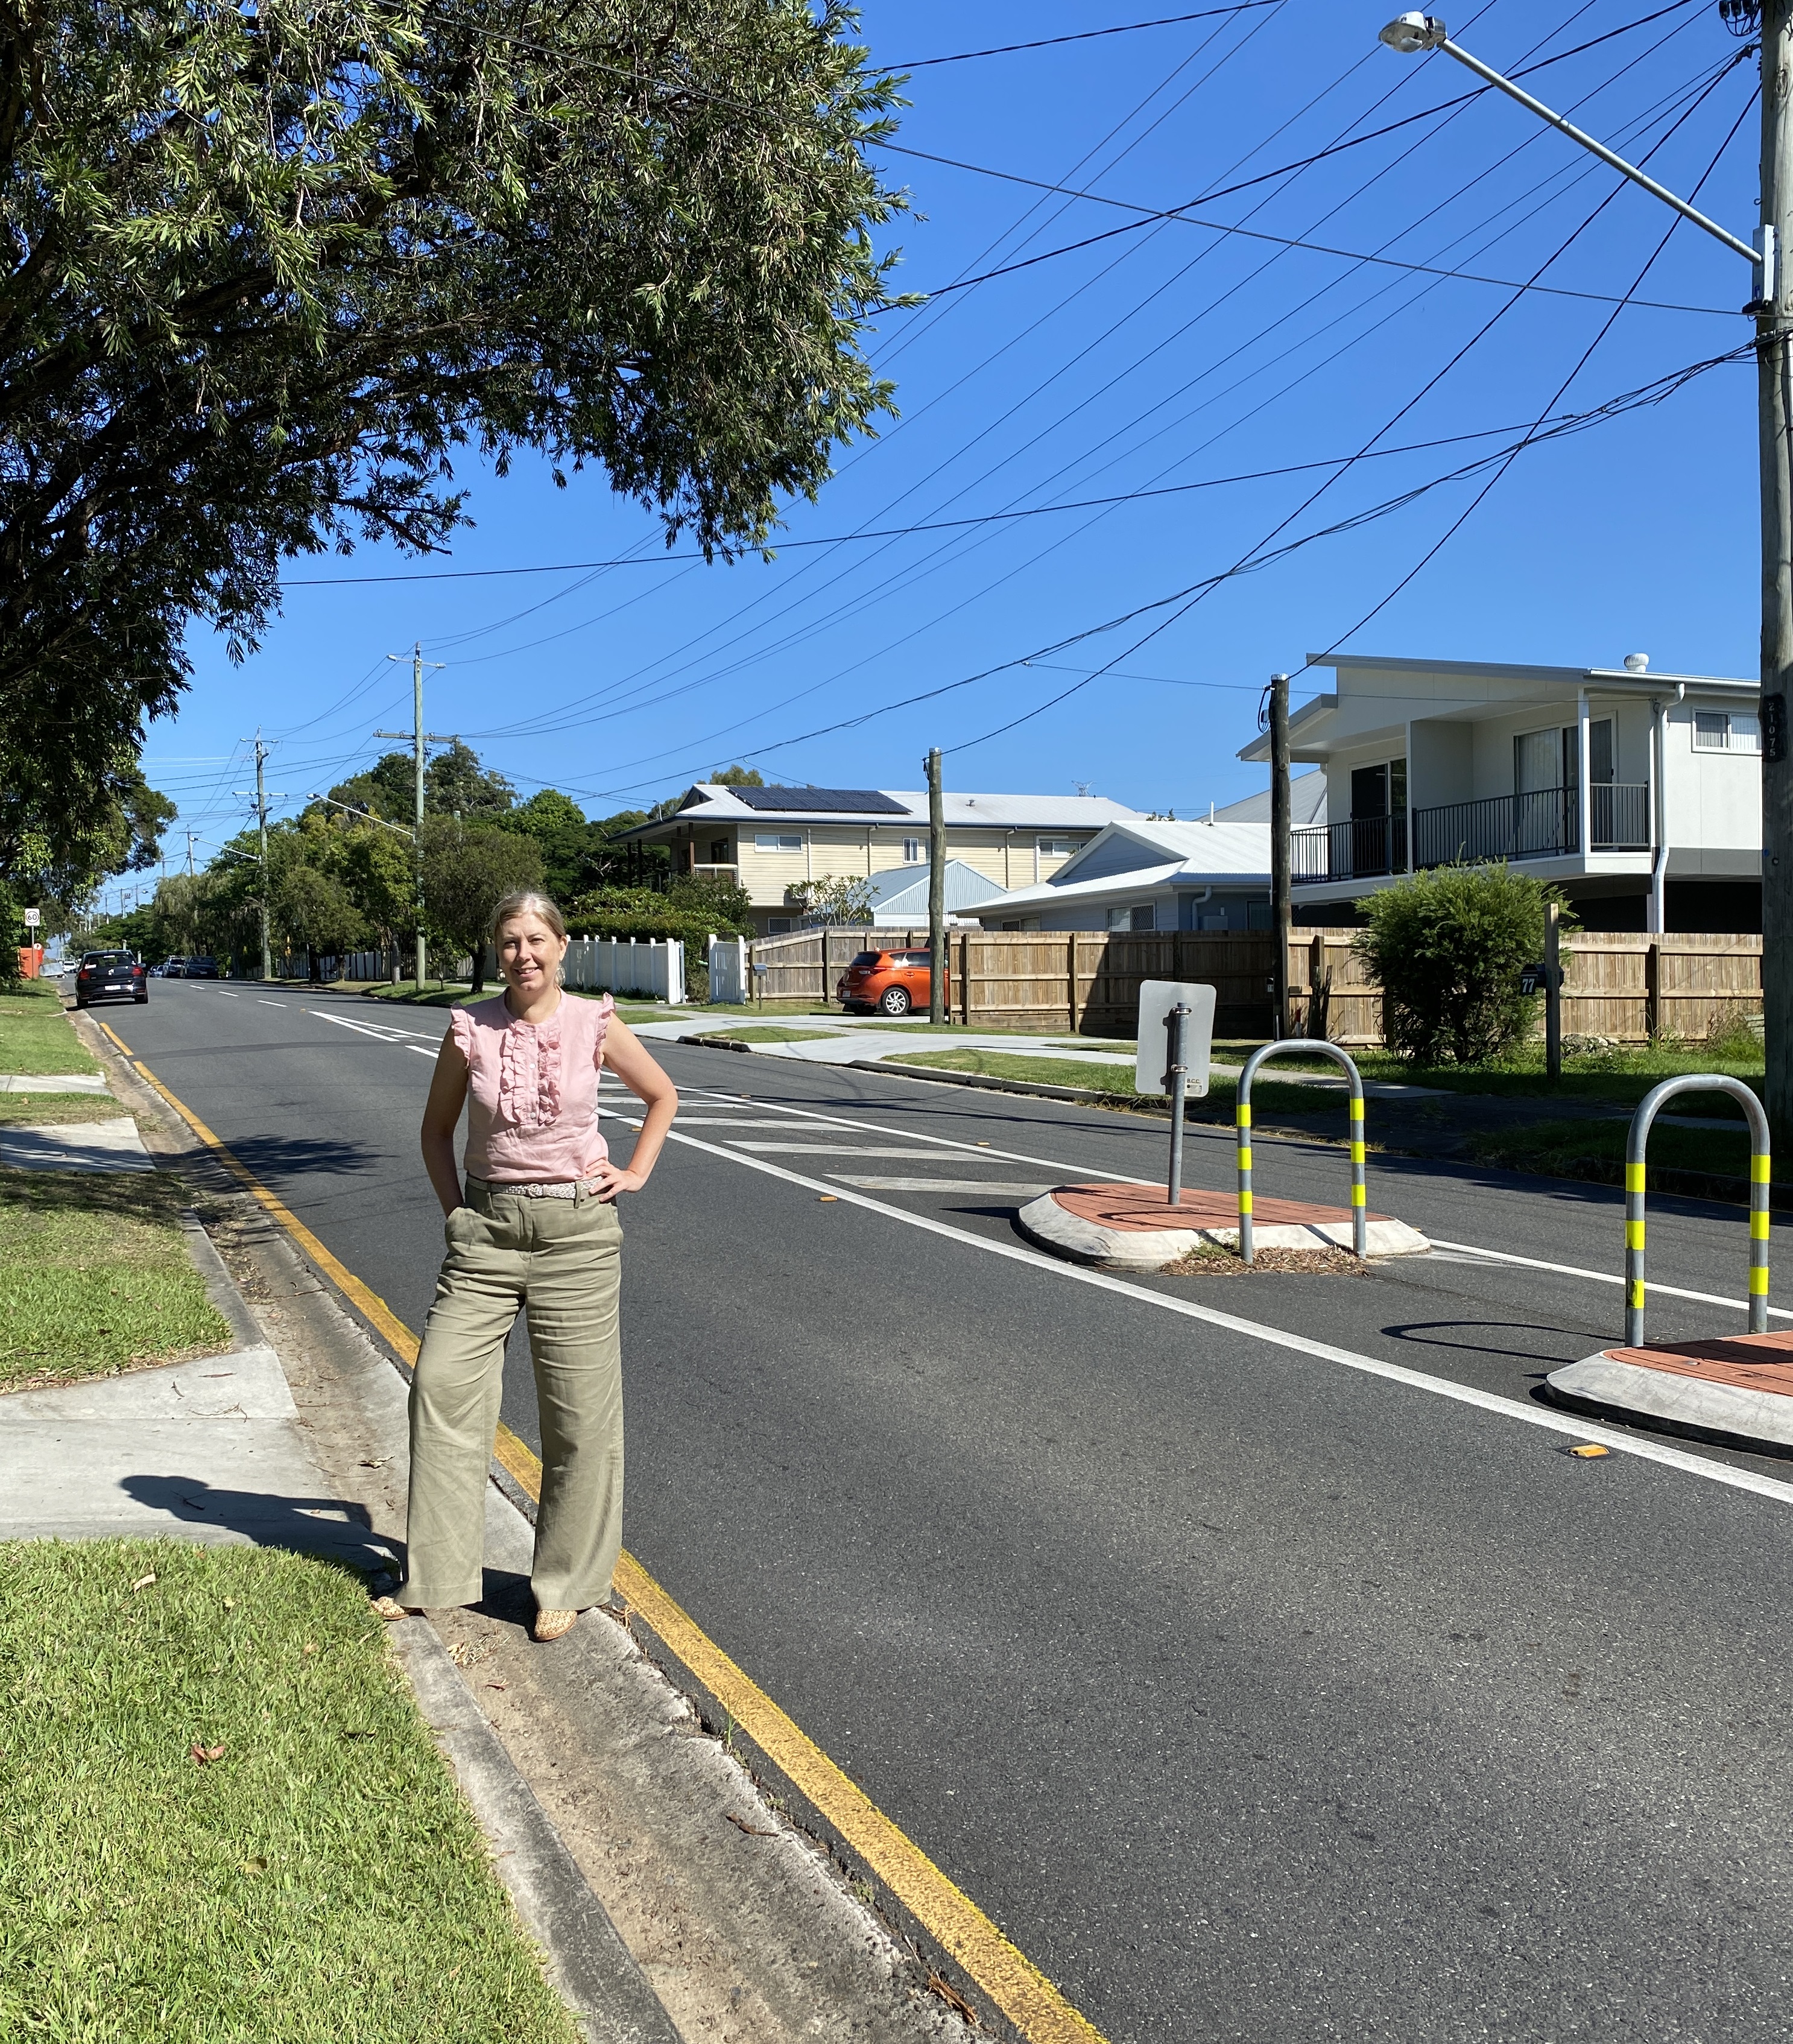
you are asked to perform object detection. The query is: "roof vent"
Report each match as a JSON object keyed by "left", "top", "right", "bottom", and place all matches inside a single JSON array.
[{"left": 1623, "top": 651, "right": 1649, "bottom": 674}]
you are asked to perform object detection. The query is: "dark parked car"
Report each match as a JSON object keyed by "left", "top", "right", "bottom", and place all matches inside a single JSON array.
[
  {"left": 160, "top": 955, "right": 186, "bottom": 977},
  {"left": 75, "top": 950, "right": 147, "bottom": 1007},
  {"left": 184, "top": 954, "right": 220, "bottom": 979}
]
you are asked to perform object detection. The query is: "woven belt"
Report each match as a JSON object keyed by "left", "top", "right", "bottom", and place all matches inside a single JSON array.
[{"left": 466, "top": 1174, "right": 603, "bottom": 1203}]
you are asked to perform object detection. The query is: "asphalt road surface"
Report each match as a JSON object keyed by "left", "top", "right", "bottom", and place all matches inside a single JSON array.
[{"left": 98, "top": 982, "right": 1793, "bottom": 2043}]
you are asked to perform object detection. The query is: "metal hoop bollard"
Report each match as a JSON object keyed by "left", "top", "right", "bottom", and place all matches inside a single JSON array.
[
  {"left": 1624, "top": 1076, "right": 1770, "bottom": 1346},
  {"left": 1236, "top": 1040, "right": 1367, "bottom": 1262}
]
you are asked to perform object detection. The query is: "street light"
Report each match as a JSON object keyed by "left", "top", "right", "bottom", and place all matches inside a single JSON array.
[{"left": 1378, "top": 8, "right": 1793, "bottom": 1137}]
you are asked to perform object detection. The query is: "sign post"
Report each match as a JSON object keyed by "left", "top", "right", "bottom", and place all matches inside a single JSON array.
[{"left": 1135, "top": 981, "right": 1216, "bottom": 1207}]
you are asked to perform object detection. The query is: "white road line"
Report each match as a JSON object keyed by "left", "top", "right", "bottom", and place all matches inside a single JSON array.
[
  {"left": 659, "top": 1125, "right": 1793, "bottom": 1512},
  {"left": 831, "top": 1176, "right": 1055, "bottom": 1194},
  {"left": 730, "top": 1143, "right": 991, "bottom": 1159},
  {"left": 258, "top": 1000, "right": 286, "bottom": 1007},
  {"left": 410, "top": 1045, "right": 437, "bottom": 1058},
  {"left": 681, "top": 1084, "right": 1780, "bottom": 1324},
  {"left": 222, "top": 992, "right": 239, "bottom": 998},
  {"left": 667, "top": 1089, "right": 1159, "bottom": 1185},
  {"left": 1429, "top": 1238, "right": 1793, "bottom": 1323}
]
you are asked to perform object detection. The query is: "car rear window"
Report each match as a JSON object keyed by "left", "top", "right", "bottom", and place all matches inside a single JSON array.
[
  {"left": 84, "top": 951, "right": 131, "bottom": 966},
  {"left": 849, "top": 951, "right": 885, "bottom": 968}
]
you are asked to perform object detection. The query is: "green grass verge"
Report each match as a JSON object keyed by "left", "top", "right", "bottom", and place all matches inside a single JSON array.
[
  {"left": 700, "top": 1025, "right": 840, "bottom": 1044},
  {"left": 0, "top": 1539, "right": 580, "bottom": 2044},
  {"left": 1225, "top": 1039, "right": 1763, "bottom": 1109},
  {"left": 890, "top": 1047, "right": 1324, "bottom": 1118},
  {"left": 0, "top": 982, "right": 100, "bottom": 1077},
  {"left": 0, "top": 1093, "right": 121, "bottom": 1127},
  {"left": 1470, "top": 1116, "right": 1755, "bottom": 1180},
  {"left": 0, "top": 1171, "right": 230, "bottom": 1390}
]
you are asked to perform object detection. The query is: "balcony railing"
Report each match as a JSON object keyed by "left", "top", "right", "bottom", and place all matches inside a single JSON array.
[
  {"left": 1292, "top": 814, "right": 1406, "bottom": 884},
  {"left": 1293, "top": 783, "right": 1651, "bottom": 885}
]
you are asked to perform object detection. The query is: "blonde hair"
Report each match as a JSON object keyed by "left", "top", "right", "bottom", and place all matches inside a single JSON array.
[{"left": 490, "top": 890, "right": 568, "bottom": 944}]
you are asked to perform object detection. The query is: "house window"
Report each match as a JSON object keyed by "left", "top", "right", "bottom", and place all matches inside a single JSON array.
[
  {"left": 1693, "top": 710, "right": 1762, "bottom": 753},
  {"left": 902, "top": 837, "right": 923, "bottom": 862},
  {"left": 1038, "top": 837, "right": 1073, "bottom": 858},
  {"left": 755, "top": 832, "right": 803, "bottom": 850},
  {"left": 767, "top": 916, "right": 792, "bottom": 935},
  {"left": 1108, "top": 904, "right": 1155, "bottom": 932},
  {"left": 707, "top": 838, "right": 732, "bottom": 864}
]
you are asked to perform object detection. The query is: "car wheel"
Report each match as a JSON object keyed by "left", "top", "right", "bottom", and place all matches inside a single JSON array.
[
  {"left": 879, "top": 986, "right": 911, "bottom": 1016},
  {"left": 135, "top": 992, "right": 148, "bottom": 1003}
]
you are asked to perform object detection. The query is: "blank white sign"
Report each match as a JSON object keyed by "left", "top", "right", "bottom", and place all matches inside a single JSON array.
[{"left": 1134, "top": 981, "right": 1216, "bottom": 1096}]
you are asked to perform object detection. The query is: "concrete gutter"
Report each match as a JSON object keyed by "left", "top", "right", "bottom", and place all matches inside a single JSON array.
[{"left": 390, "top": 1618, "right": 683, "bottom": 2044}]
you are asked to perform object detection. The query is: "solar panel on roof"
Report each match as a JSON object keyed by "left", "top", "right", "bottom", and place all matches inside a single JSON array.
[{"left": 730, "top": 786, "right": 908, "bottom": 814}]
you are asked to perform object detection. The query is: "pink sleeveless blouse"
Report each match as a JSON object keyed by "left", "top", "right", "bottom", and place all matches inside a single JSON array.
[{"left": 449, "top": 992, "right": 615, "bottom": 1183}]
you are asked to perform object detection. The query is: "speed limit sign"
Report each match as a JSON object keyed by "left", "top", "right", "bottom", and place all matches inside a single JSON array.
[{"left": 22, "top": 907, "right": 39, "bottom": 929}]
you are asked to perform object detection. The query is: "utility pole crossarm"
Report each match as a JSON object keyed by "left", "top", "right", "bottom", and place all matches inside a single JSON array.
[{"left": 1380, "top": 15, "right": 1761, "bottom": 271}]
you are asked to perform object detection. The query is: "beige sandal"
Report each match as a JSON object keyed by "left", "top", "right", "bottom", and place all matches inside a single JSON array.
[
  {"left": 533, "top": 1607, "right": 580, "bottom": 1642},
  {"left": 372, "top": 1596, "right": 420, "bottom": 1623}
]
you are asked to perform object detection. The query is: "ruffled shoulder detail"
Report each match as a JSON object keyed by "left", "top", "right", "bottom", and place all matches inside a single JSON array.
[{"left": 447, "top": 1004, "right": 476, "bottom": 1058}]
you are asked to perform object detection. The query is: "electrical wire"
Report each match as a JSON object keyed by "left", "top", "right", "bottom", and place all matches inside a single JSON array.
[
  {"left": 887, "top": 5, "right": 1283, "bottom": 70},
  {"left": 461, "top": 8, "right": 1711, "bottom": 747}
]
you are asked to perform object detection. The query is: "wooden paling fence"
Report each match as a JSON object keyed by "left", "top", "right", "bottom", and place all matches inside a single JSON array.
[{"left": 753, "top": 926, "right": 1763, "bottom": 1043}]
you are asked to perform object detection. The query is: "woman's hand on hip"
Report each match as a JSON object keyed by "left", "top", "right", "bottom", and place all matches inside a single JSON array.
[{"left": 590, "top": 1160, "right": 647, "bottom": 1202}]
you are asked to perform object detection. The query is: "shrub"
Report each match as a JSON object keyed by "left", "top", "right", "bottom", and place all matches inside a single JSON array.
[
  {"left": 564, "top": 885, "right": 750, "bottom": 952},
  {"left": 1355, "top": 865, "right": 1568, "bottom": 1066}
]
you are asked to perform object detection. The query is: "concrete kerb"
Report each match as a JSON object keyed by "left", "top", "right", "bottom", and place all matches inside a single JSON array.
[{"left": 1545, "top": 1075, "right": 1788, "bottom": 1457}]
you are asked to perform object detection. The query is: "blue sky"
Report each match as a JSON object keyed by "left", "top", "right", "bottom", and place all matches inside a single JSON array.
[{"left": 142, "top": 0, "right": 1762, "bottom": 874}]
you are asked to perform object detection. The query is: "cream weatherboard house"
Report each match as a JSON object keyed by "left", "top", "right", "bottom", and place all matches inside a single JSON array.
[
  {"left": 1238, "top": 653, "right": 1763, "bottom": 932},
  {"left": 618, "top": 785, "right": 1144, "bottom": 935}
]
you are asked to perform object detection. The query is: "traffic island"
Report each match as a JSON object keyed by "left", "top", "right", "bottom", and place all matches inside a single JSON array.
[
  {"left": 1546, "top": 1334, "right": 1793, "bottom": 1453},
  {"left": 1018, "top": 1183, "right": 1431, "bottom": 1272}
]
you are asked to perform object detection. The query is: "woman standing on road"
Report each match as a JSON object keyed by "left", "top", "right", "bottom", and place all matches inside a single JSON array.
[{"left": 381, "top": 890, "right": 677, "bottom": 1641}]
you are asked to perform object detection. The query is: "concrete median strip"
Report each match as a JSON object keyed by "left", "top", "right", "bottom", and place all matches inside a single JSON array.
[
  {"left": 1019, "top": 1183, "right": 1430, "bottom": 1271},
  {"left": 1548, "top": 1332, "right": 1793, "bottom": 1454}
]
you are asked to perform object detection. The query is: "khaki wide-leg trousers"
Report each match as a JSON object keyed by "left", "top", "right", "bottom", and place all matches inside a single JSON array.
[{"left": 400, "top": 1184, "right": 623, "bottom": 1612}]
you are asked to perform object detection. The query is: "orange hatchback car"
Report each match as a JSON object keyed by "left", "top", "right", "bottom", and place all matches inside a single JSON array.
[{"left": 836, "top": 945, "right": 948, "bottom": 1017}]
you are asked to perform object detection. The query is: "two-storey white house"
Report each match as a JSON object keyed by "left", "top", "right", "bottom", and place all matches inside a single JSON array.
[
  {"left": 1236, "top": 653, "right": 1762, "bottom": 932},
  {"left": 618, "top": 785, "right": 1144, "bottom": 935}
]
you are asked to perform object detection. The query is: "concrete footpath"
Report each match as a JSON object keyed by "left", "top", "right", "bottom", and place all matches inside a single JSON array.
[{"left": 2, "top": 1018, "right": 979, "bottom": 2044}]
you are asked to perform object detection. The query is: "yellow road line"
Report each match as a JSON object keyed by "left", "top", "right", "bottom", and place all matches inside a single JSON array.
[
  {"left": 104, "top": 1025, "right": 419, "bottom": 1364},
  {"left": 104, "top": 1031, "right": 1108, "bottom": 2044}
]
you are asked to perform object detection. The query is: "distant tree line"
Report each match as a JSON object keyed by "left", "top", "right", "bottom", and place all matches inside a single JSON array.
[{"left": 84, "top": 751, "right": 763, "bottom": 984}]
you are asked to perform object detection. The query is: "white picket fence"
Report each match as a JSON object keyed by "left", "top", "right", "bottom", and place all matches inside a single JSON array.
[{"left": 563, "top": 935, "right": 685, "bottom": 1004}]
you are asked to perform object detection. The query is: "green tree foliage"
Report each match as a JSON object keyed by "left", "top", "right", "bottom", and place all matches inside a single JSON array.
[
  {"left": 4, "top": 1, "right": 906, "bottom": 827},
  {"left": 710, "top": 765, "right": 765, "bottom": 787},
  {"left": 0, "top": 768, "right": 174, "bottom": 930},
  {"left": 421, "top": 820, "right": 543, "bottom": 993},
  {"left": 278, "top": 864, "right": 367, "bottom": 981},
  {"left": 1354, "top": 866, "right": 1569, "bottom": 1066},
  {"left": 326, "top": 742, "right": 514, "bottom": 826},
  {"left": 332, "top": 824, "right": 417, "bottom": 972},
  {"left": 786, "top": 875, "right": 876, "bottom": 925}
]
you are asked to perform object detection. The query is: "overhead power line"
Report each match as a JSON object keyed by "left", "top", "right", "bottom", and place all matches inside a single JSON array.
[
  {"left": 888, "top": 0, "right": 1716, "bottom": 298},
  {"left": 893, "top": 149, "right": 1733, "bottom": 313},
  {"left": 887, "top": 5, "right": 1282, "bottom": 69}
]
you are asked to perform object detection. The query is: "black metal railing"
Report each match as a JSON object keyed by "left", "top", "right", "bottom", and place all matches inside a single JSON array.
[
  {"left": 1291, "top": 814, "right": 1407, "bottom": 884},
  {"left": 1294, "top": 783, "right": 1650, "bottom": 884}
]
